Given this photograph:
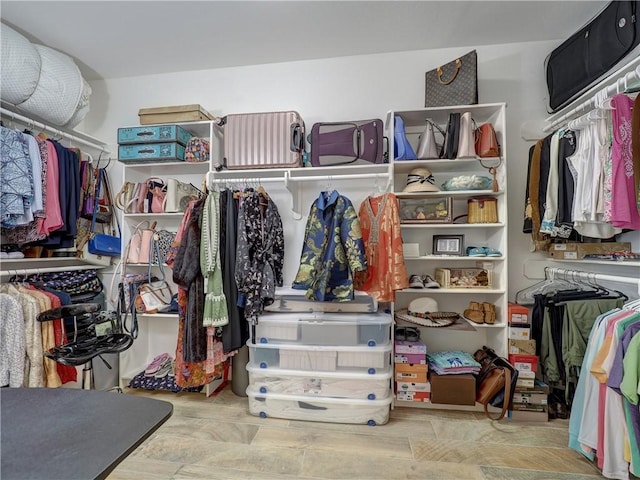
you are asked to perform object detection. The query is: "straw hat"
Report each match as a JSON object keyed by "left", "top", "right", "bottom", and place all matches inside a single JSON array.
[
  {"left": 394, "top": 297, "right": 458, "bottom": 327},
  {"left": 403, "top": 168, "right": 439, "bottom": 192}
]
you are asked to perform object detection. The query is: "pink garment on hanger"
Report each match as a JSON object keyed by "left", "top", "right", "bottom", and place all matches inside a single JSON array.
[
  {"left": 37, "top": 138, "right": 63, "bottom": 235},
  {"left": 610, "top": 94, "right": 640, "bottom": 230}
]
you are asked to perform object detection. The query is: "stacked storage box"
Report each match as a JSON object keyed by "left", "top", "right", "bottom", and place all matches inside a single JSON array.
[
  {"left": 246, "top": 307, "right": 393, "bottom": 425},
  {"left": 117, "top": 124, "right": 193, "bottom": 164},
  {"left": 509, "top": 379, "right": 549, "bottom": 422},
  {"left": 506, "top": 302, "right": 538, "bottom": 390},
  {"left": 394, "top": 340, "right": 430, "bottom": 403}
]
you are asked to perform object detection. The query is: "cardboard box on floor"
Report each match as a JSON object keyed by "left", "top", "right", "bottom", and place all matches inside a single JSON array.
[
  {"left": 429, "top": 372, "right": 475, "bottom": 406},
  {"left": 548, "top": 242, "right": 631, "bottom": 260}
]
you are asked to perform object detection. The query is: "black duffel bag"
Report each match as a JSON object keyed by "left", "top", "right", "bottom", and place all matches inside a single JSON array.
[{"left": 546, "top": 1, "right": 640, "bottom": 112}]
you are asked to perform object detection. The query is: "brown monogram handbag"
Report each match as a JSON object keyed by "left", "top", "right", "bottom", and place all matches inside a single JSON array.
[{"left": 425, "top": 50, "right": 478, "bottom": 107}]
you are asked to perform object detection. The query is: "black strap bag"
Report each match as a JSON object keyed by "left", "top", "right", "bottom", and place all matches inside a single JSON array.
[{"left": 546, "top": 1, "right": 640, "bottom": 112}]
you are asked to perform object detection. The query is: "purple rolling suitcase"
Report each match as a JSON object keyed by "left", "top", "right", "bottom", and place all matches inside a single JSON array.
[{"left": 221, "top": 111, "right": 305, "bottom": 169}]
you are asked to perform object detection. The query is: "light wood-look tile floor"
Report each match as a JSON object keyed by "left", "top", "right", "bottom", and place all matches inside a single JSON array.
[{"left": 108, "top": 386, "right": 610, "bottom": 480}]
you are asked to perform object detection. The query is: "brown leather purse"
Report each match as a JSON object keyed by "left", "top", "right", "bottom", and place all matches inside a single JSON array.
[
  {"left": 474, "top": 346, "right": 517, "bottom": 420},
  {"left": 475, "top": 123, "right": 500, "bottom": 158}
]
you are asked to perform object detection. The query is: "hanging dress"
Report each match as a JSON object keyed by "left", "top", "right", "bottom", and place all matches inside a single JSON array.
[{"left": 356, "top": 193, "right": 408, "bottom": 302}]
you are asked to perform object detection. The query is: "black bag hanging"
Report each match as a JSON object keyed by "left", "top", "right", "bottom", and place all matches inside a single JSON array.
[
  {"left": 443, "top": 113, "right": 460, "bottom": 159},
  {"left": 546, "top": 1, "right": 640, "bottom": 112}
]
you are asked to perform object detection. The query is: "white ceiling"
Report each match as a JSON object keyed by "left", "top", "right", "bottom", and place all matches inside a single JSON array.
[{"left": 2, "top": 1, "right": 608, "bottom": 81}]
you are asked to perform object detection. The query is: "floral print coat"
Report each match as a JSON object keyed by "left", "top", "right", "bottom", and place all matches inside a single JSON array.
[{"left": 292, "top": 191, "right": 367, "bottom": 301}]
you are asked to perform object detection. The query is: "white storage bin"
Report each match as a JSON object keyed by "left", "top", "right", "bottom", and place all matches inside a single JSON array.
[
  {"left": 255, "top": 312, "right": 392, "bottom": 346},
  {"left": 247, "top": 364, "right": 392, "bottom": 400},
  {"left": 338, "top": 349, "right": 390, "bottom": 369},
  {"left": 247, "top": 387, "right": 392, "bottom": 425},
  {"left": 265, "top": 287, "right": 378, "bottom": 313},
  {"left": 248, "top": 341, "right": 392, "bottom": 374},
  {"left": 280, "top": 349, "right": 337, "bottom": 371}
]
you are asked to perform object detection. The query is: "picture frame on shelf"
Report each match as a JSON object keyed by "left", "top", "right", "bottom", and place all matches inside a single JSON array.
[
  {"left": 432, "top": 234, "right": 464, "bottom": 256},
  {"left": 399, "top": 197, "right": 453, "bottom": 224}
]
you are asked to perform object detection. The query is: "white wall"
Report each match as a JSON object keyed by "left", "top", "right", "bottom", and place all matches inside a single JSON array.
[{"left": 85, "top": 40, "right": 560, "bottom": 300}]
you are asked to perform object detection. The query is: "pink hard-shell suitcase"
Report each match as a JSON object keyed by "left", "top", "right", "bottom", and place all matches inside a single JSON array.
[{"left": 221, "top": 111, "right": 305, "bottom": 169}]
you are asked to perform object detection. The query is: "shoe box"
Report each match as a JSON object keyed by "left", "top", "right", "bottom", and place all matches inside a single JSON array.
[
  {"left": 508, "top": 325, "right": 531, "bottom": 340},
  {"left": 508, "top": 339, "right": 536, "bottom": 355},
  {"left": 429, "top": 372, "right": 476, "bottom": 406},
  {"left": 548, "top": 241, "right": 631, "bottom": 260},
  {"left": 396, "top": 390, "right": 431, "bottom": 403},
  {"left": 509, "top": 353, "right": 538, "bottom": 373},
  {"left": 509, "top": 380, "right": 549, "bottom": 422},
  {"left": 507, "top": 302, "right": 530, "bottom": 325},
  {"left": 395, "top": 363, "right": 428, "bottom": 383}
]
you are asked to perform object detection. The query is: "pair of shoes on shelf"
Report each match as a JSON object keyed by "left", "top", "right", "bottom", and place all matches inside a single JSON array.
[
  {"left": 0, "top": 244, "right": 24, "bottom": 259},
  {"left": 463, "top": 301, "right": 496, "bottom": 324},
  {"left": 154, "top": 359, "right": 175, "bottom": 378},
  {"left": 408, "top": 274, "right": 440, "bottom": 289},
  {"left": 396, "top": 326, "right": 420, "bottom": 342},
  {"left": 144, "top": 352, "right": 173, "bottom": 377},
  {"left": 466, "top": 246, "right": 502, "bottom": 257}
]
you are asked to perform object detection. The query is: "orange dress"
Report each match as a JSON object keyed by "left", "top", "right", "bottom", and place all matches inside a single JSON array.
[{"left": 357, "top": 193, "right": 409, "bottom": 302}]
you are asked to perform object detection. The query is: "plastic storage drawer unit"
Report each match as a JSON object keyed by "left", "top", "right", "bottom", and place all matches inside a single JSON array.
[
  {"left": 247, "top": 387, "right": 392, "bottom": 425},
  {"left": 248, "top": 341, "right": 392, "bottom": 374},
  {"left": 246, "top": 364, "right": 392, "bottom": 400},
  {"left": 254, "top": 312, "right": 392, "bottom": 346}
]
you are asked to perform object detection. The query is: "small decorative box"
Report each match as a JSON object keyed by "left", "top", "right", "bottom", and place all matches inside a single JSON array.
[
  {"left": 117, "top": 124, "right": 193, "bottom": 146},
  {"left": 435, "top": 268, "right": 491, "bottom": 288},
  {"left": 399, "top": 197, "right": 452, "bottom": 224},
  {"left": 467, "top": 196, "right": 498, "bottom": 223}
]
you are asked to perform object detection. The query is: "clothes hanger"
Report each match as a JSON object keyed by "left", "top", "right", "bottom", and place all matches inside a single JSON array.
[{"left": 514, "top": 268, "right": 578, "bottom": 305}]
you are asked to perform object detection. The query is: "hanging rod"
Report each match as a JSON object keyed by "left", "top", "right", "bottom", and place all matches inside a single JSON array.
[
  {"left": 0, "top": 106, "right": 110, "bottom": 155},
  {"left": 287, "top": 172, "right": 391, "bottom": 183},
  {"left": 0, "top": 264, "right": 101, "bottom": 278},
  {"left": 543, "top": 55, "right": 640, "bottom": 133},
  {"left": 205, "top": 172, "right": 285, "bottom": 190},
  {"left": 545, "top": 267, "right": 640, "bottom": 287}
]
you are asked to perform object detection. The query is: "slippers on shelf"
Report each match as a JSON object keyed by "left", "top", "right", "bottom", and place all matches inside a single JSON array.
[{"left": 395, "top": 326, "right": 420, "bottom": 342}]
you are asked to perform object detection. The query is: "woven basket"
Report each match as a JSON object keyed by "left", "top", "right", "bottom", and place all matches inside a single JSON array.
[{"left": 467, "top": 196, "right": 498, "bottom": 223}]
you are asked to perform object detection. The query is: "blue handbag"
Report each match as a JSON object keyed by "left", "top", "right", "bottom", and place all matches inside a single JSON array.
[
  {"left": 88, "top": 233, "right": 121, "bottom": 256},
  {"left": 88, "top": 168, "right": 121, "bottom": 257}
]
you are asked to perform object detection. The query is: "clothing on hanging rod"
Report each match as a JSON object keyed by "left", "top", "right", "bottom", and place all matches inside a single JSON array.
[{"left": 0, "top": 106, "right": 110, "bottom": 155}]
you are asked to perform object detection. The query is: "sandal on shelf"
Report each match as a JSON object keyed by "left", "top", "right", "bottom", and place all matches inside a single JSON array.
[
  {"left": 482, "top": 302, "right": 496, "bottom": 324},
  {"left": 463, "top": 309, "right": 485, "bottom": 324},
  {"left": 464, "top": 301, "right": 485, "bottom": 324}
]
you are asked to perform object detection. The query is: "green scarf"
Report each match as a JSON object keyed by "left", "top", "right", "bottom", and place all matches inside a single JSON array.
[{"left": 200, "top": 192, "right": 228, "bottom": 327}]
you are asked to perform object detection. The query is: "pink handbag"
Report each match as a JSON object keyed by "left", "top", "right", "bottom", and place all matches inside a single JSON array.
[
  {"left": 457, "top": 112, "right": 477, "bottom": 159},
  {"left": 126, "top": 221, "right": 155, "bottom": 264},
  {"left": 146, "top": 178, "right": 165, "bottom": 213}
]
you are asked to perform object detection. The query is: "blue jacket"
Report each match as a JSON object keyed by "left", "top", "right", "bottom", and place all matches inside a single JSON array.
[{"left": 292, "top": 190, "right": 367, "bottom": 301}]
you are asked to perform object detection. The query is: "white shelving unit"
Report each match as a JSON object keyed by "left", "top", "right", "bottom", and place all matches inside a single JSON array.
[
  {"left": 116, "top": 120, "right": 226, "bottom": 396},
  {"left": 388, "top": 103, "right": 509, "bottom": 410}
]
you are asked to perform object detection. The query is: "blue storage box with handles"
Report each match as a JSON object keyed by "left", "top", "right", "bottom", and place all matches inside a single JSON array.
[
  {"left": 118, "top": 142, "right": 186, "bottom": 163},
  {"left": 117, "top": 124, "right": 193, "bottom": 146}
]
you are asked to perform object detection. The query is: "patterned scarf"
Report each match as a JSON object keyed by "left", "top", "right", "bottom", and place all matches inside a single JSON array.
[{"left": 200, "top": 192, "right": 228, "bottom": 327}]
